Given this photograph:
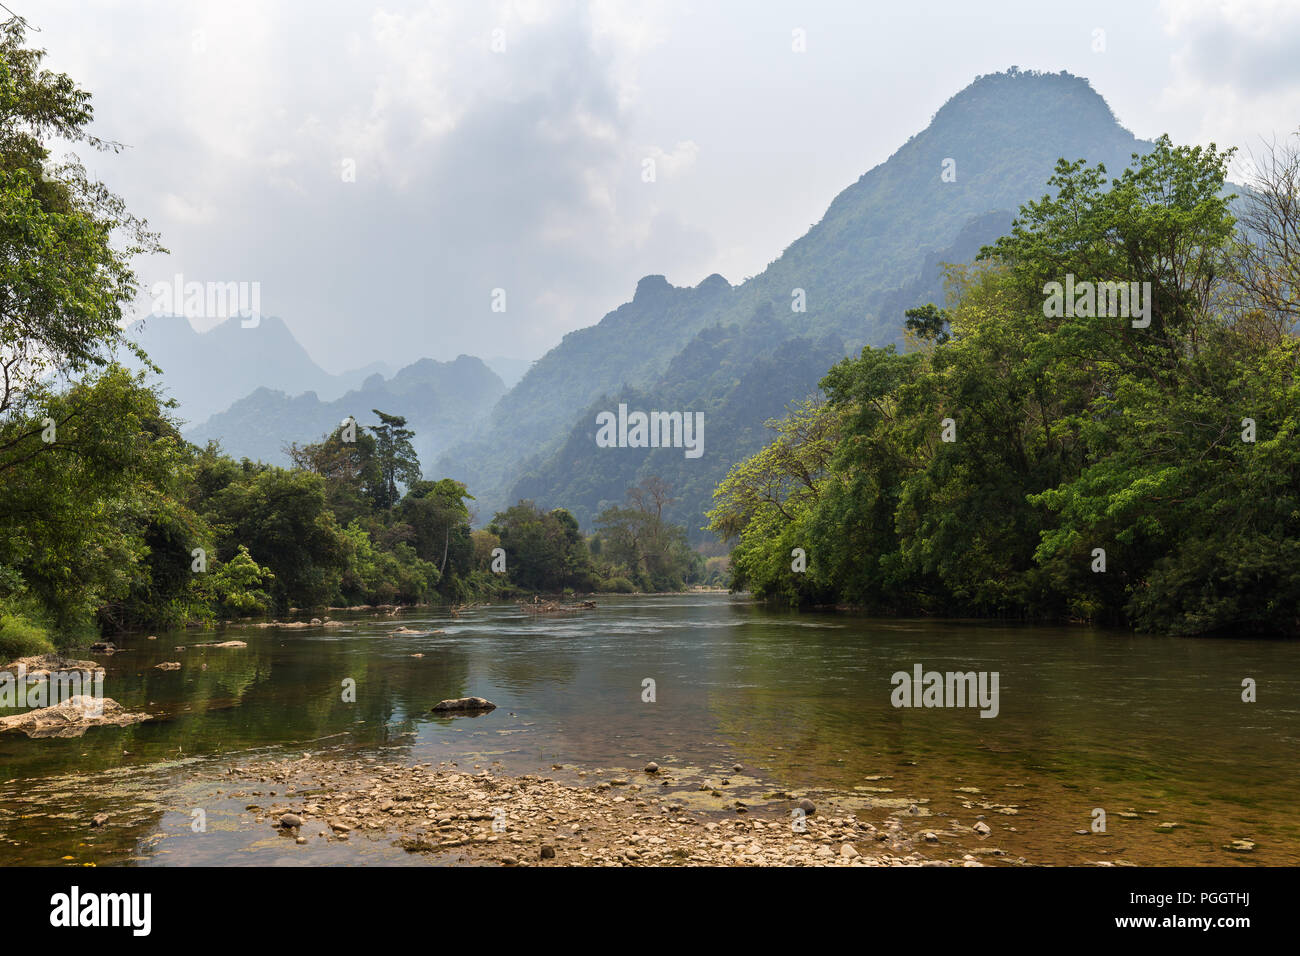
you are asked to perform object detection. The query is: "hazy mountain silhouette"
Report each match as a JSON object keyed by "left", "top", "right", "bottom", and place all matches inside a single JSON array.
[
  {"left": 120, "top": 314, "right": 394, "bottom": 427},
  {"left": 436, "top": 69, "right": 1156, "bottom": 538},
  {"left": 184, "top": 355, "right": 506, "bottom": 470}
]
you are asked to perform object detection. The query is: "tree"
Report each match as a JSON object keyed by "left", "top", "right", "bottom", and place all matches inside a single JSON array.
[
  {"left": 397, "top": 478, "right": 475, "bottom": 594},
  {"left": 712, "top": 134, "right": 1300, "bottom": 634},
  {"left": 903, "top": 303, "right": 951, "bottom": 345},
  {"left": 0, "top": 366, "right": 207, "bottom": 635},
  {"left": 287, "top": 419, "right": 381, "bottom": 525},
  {"left": 1231, "top": 130, "right": 1300, "bottom": 330},
  {"left": 598, "top": 477, "right": 702, "bottom": 590},
  {"left": 202, "top": 467, "right": 348, "bottom": 608},
  {"left": 368, "top": 409, "right": 420, "bottom": 510},
  {"left": 489, "top": 501, "right": 595, "bottom": 592},
  {"left": 0, "top": 16, "right": 162, "bottom": 427}
]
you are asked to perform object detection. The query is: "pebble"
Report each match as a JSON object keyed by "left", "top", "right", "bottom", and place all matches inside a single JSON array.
[{"left": 215, "top": 754, "right": 1038, "bottom": 869}]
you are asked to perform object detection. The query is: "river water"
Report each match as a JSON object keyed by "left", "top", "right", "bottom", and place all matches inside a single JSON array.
[{"left": 1, "top": 593, "right": 1296, "bottom": 865}]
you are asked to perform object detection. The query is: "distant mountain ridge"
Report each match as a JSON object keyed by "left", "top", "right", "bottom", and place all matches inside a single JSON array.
[
  {"left": 436, "top": 69, "right": 1156, "bottom": 538},
  {"left": 184, "top": 355, "right": 506, "bottom": 470},
  {"left": 120, "top": 314, "right": 394, "bottom": 427},
  {"left": 120, "top": 314, "right": 506, "bottom": 473}
]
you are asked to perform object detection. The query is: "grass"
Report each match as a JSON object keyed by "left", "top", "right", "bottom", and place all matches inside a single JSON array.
[{"left": 0, "top": 605, "right": 56, "bottom": 660}]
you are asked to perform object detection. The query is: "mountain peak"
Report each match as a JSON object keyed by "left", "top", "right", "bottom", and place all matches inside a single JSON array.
[
  {"left": 696, "top": 273, "right": 732, "bottom": 294},
  {"left": 932, "top": 68, "right": 1119, "bottom": 131},
  {"left": 633, "top": 275, "right": 672, "bottom": 302}
]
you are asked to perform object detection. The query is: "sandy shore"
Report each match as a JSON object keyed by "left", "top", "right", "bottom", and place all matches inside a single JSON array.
[{"left": 215, "top": 755, "right": 1024, "bottom": 866}]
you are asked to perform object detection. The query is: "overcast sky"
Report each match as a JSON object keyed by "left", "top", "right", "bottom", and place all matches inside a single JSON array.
[{"left": 29, "top": 0, "right": 1300, "bottom": 373}]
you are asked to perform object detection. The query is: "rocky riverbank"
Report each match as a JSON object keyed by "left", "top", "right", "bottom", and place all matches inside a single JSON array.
[{"left": 212, "top": 755, "right": 1024, "bottom": 867}]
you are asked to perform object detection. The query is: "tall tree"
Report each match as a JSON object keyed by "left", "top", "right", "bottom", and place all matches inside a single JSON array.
[
  {"left": 0, "top": 16, "right": 161, "bottom": 430},
  {"left": 368, "top": 409, "right": 420, "bottom": 510},
  {"left": 287, "top": 418, "right": 381, "bottom": 525}
]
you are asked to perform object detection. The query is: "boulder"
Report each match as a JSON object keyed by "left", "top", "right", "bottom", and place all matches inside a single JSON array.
[
  {"left": 0, "top": 696, "right": 149, "bottom": 739},
  {"left": 1, "top": 655, "right": 104, "bottom": 681},
  {"left": 431, "top": 696, "right": 497, "bottom": 713}
]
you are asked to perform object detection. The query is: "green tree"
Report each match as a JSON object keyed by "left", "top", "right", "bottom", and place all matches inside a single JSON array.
[
  {"left": 202, "top": 467, "right": 347, "bottom": 608},
  {"left": 711, "top": 133, "right": 1300, "bottom": 635},
  {"left": 489, "top": 501, "right": 595, "bottom": 592},
  {"left": 369, "top": 409, "right": 420, "bottom": 510},
  {"left": 396, "top": 478, "right": 475, "bottom": 593},
  {"left": 0, "top": 17, "right": 162, "bottom": 429},
  {"left": 287, "top": 418, "right": 381, "bottom": 525}
]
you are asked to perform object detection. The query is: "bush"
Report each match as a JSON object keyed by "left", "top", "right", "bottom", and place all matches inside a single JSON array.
[
  {"left": 0, "top": 603, "right": 55, "bottom": 659},
  {"left": 207, "top": 546, "right": 275, "bottom": 618}
]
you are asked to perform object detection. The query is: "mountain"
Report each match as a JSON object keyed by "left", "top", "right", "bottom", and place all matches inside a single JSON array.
[
  {"left": 120, "top": 314, "right": 394, "bottom": 427},
  {"left": 436, "top": 70, "right": 1156, "bottom": 540},
  {"left": 184, "top": 355, "right": 506, "bottom": 471}
]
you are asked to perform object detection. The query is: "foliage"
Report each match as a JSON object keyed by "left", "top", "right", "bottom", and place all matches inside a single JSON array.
[
  {"left": 0, "top": 597, "right": 54, "bottom": 658},
  {"left": 594, "top": 477, "right": 705, "bottom": 590},
  {"left": 488, "top": 501, "right": 597, "bottom": 593},
  {"left": 713, "top": 134, "right": 1300, "bottom": 635}
]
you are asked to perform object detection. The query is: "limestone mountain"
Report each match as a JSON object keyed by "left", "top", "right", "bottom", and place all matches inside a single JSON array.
[
  {"left": 185, "top": 355, "right": 506, "bottom": 471},
  {"left": 448, "top": 70, "right": 1157, "bottom": 536},
  {"left": 120, "top": 314, "right": 393, "bottom": 427}
]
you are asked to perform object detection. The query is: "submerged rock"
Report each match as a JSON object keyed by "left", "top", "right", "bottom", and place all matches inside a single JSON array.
[
  {"left": 1, "top": 655, "right": 104, "bottom": 681},
  {"left": 0, "top": 695, "right": 149, "bottom": 739},
  {"left": 431, "top": 696, "right": 497, "bottom": 713},
  {"left": 519, "top": 600, "right": 597, "bottom": 614}
]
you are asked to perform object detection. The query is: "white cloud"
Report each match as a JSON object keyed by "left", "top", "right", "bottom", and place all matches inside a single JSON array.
[{"left": 1159, "top": 0, "right": 1300, "bottom": 150}]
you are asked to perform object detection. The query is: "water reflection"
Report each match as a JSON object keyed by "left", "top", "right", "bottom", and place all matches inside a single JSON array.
[{"left": 1, "top": 594, "right": 1297, "bottom": 865}]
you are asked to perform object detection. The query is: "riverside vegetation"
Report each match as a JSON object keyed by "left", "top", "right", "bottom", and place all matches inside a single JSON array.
[
  {"left": 3, "top": 16, "right": 1298, "bottom": 652},
  {"left": 710, "top": 134, "right": 1300, "bottom": 636},
  {"left": 2, "top": 18, "right": 1298, "bottom": 868},
  {"left": 0, "top": 19, "right": 705, "bottom": 660}
]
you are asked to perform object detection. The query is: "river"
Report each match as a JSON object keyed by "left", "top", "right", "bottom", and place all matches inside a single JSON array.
[{"left": 1, "top": 593, "right": 1296, "bottom": 865}]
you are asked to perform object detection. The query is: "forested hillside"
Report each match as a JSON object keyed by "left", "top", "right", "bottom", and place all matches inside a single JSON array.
[
  {"left": 441, "top": 69, "right": 1155, "bottom": 536},
  {"left": 711, "top": 135, "right": 1300, "bottom": 635}
]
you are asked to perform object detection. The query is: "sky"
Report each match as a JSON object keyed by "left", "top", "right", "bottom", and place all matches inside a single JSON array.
[{"left": 26, "top": 0, "right": 1300, "bottom": 373}]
